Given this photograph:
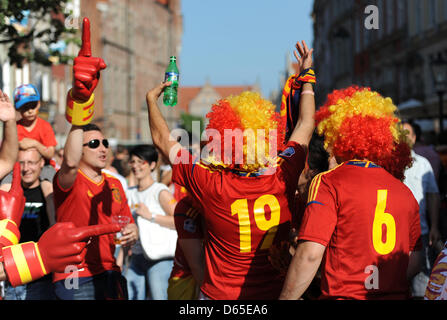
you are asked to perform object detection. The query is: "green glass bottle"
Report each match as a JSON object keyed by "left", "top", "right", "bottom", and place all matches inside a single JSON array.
[{"left": 163, "top": 56, "right": 179, "bottom": 107}]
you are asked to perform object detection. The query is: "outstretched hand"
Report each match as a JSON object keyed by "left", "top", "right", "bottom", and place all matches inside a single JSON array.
[
  {"left": 0, "top": 90, "right": 15, "bottom": 123},
  {"left": 72, "top": 18, "right": 107, "bottom": 102},
  {"left": 293, "top": 40, "right": 314, "bottom": 74}
]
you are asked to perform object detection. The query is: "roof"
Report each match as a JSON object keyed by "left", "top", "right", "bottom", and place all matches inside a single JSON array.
[{"left": 178, "top": 85, "right": 254, "bottom": 113}]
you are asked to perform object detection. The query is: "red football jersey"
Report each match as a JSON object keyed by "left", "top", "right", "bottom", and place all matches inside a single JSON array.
[
  {"left": 53, "top": 170, "right": 133, "bottom": 282},
  {"left": 172, "top": 141, "right": 306, "bottom": 299},
  {"left": 171, "top": 195, "right": 204, "bottom": 279},
  {"left": 299, "top": 160, "right": 422, "bottom": 299},
  {"left": 17, "top": 117, "right": 57, "bottom": 147}
]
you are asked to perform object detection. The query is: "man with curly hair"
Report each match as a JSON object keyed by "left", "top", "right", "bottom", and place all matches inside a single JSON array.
[
  {"left": 146, "top": 41, "right": 315, "bottom": 299},
  {"left": 280, "top": 86, "right": 423, "bottom": 300}
]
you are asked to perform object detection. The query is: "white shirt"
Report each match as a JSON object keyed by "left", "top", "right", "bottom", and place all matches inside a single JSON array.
[
  {"left": 403, "top": 151, "right": 439, "bottom": 235},
  {"left": 102, "top": 169, "right": 128, "bottom": 190},
  {"left": 125, "top": 182, "right": 177, "bottom": 257}
]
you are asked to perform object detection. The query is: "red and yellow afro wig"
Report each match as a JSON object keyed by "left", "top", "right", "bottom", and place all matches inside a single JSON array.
[
  {"left": 316, "top": 86, "right": 411, "bottom": 180},
  {"left": 204, "top": 91, "right": 286, "bottom": 173}
]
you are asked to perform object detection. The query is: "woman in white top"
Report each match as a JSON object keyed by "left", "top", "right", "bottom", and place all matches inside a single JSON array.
[{"left": 125, "top": 144, "right": 177, "bottom": 300}]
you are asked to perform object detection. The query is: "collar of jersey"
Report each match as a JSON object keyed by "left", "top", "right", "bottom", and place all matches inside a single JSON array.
[
  {"left": 78, "top": 169, "right": 105, "bottom": 185},
  {"left": 345, "top": 160, "right": 381, "bottom": 168}
]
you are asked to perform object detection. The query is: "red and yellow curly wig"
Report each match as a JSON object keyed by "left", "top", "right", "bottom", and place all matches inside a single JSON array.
[
  {"left": 316, "top": 86, "right": 412, "bottom": 180},
  {"left": 204, "top": 91, "right": 286, "bottom": 173}
]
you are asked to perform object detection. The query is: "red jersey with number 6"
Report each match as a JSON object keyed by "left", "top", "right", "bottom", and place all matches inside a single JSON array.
[
  {"left": 172, "top": 141, "right": 306, "bottom": 299},
  {"left": 299, "top": 160, "right": 422, "bottom": 300}
]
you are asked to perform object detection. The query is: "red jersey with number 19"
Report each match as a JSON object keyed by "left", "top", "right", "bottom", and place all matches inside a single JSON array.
[
  {"left": 299, "top": 160, "right": 422, "bottom": 299},
  {"left": 172, "top": 141, "right": 306, "bottom": 299}
]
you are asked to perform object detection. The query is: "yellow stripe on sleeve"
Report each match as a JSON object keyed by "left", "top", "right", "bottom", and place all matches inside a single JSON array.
[
  {"left": 10, "top": 245, "right": 33, "bottom": 284},
  {"left": 2, "top": 229, "right": 19, "bottom": 245},
  {"left": 34, "top": 243, "right": 47, "bottom": 275}
]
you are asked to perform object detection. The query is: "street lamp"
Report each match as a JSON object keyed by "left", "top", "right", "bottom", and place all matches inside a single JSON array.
[{"left": 430, "top": 53, "right": 447, "bottom": 142}]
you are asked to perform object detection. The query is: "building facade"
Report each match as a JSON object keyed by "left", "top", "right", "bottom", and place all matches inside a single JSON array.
[
  {"left": 0, "top": 0, "right": 183, "bottom": 146},
  {"left": 311, "top": 0, "right": 447, "bottom": 140},
  {"left": 178, "top": 81, "right": 258, "bottom": 127}
]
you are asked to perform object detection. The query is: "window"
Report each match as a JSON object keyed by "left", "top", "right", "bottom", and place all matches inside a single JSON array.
[
  {"left": 378, "top": 0, "right": 384, "bottom": 38},
  {"left": 415, "top": 0, "right": 423, "bottom": 34},
  {"left": 386, "top": 0, "right": 394, "bottom": 34},
  {"left": 397, "top": 0, "right": 406, "bottom": 28},
  {"left": 355, "top": 18, "right": 361, "bottom": 53},
  {"left": 429, "top": 0, "right": 437, "bottom": 27}
]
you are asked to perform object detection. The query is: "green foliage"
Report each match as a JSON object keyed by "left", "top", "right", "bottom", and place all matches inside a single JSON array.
[
  {"left": 0, "top": 0, "right": 76, "bottom": 67},
  {"left": 180, "top": 113, "right": 205, "bottom": 138}
]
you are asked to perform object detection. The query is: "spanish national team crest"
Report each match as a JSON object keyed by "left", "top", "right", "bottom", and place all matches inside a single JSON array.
[
  {"left": 280, "top": 146, "right": 295, "bottom": 158},
  {"left": 111, "top": 187, "right": 122, "bottom": 203}
]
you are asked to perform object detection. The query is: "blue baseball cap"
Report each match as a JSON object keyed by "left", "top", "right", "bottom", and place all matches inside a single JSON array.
[{"left": 13, "top": 84, "right": 40, "bottom": 110}]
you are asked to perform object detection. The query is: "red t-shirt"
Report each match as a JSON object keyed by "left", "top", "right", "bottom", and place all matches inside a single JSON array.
[
  {"left": 172, "top": 141, "right": 306, "bottom": 299},
  {"left": 170, "top": 195, "right": 204, "bottom": 279},
  {"left": 52, "top": 170, "right": 133, "bottom": 282},
  {"left": 173, "top": 183, "right": 189, "bottom": 202},
  {"left": 299, "top": 160, "right": 422, "bottom": 300},
  {"left": 17, "top": 117, "right": 57, "bottom": 147}
]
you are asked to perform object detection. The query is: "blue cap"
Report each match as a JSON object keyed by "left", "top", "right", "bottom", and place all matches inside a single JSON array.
[{"left": 13, "top": 84, "right": 40, "bottom": 110}]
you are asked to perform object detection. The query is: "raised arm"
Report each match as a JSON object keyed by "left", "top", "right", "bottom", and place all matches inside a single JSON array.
[
  {"left": 146, "top": 82, "right": 182, "bottom": 165},
  {"left": 279, "top": 240, "right": 325, "bottom": 299},
  {"left": 19, "top": 138, "right": 55, "bottom": 161},
  {"left": 287, "top": 41, "right": 315, "bottom": 150},
  {"left": 0, "top": 90, "right": 18, "bottom": 179},
  {"left": 57, "top": 18, "right": 106, "bottom": 190},
  {"left": 57, "top": 125, "right": 83, "bottom": 189}
]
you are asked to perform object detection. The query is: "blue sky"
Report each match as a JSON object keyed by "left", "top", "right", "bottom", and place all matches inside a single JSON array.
[{"left": 179, "top": 0, "right": 314, "bottom": 98}]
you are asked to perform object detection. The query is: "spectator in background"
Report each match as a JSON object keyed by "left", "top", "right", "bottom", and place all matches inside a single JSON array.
[
  {"left": 159, "top": 155, "right": 173, "bottom": 187},
  {"left": 103, "top": 147, "right": 128, "bottom": 190},
  {"left": 402, "top": 121, "right": 442, "bottom": 298},
  {"left": 112, "top": 145, "right": 129, "bottom": 177},
  {"left": 2, "top": 84, "right": 57, "bottom": 231},
  {"left": 3, "top": 148, "right": 56, "bottom": 300},
  {"left": 410, "top": 121, "right": 442, "bottom": 183},
  {"left": 125, "top": 144, "right": 177, "bottom": 300}
]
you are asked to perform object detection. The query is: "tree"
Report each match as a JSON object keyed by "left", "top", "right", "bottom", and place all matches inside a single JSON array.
[{"left": 0, "top": 0, "right": 78, "bottom": 67}]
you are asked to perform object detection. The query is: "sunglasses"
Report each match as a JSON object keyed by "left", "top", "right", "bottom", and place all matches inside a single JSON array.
[{"left": 83, "top": 139, "right": 109, "bottom": 149}]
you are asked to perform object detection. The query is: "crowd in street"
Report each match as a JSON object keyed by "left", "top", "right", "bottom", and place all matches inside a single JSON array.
[{"left": 0, "top": 17, "right": 446, "bottom": 301}]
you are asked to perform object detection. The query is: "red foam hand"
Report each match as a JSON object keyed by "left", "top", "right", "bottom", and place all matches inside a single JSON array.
[
  {"left": 37, "top": 222, "right": 120, "bottom": 273},
  {"left": 0, "top": 163, "right": 25, "bottom": 227},
  {"left": 72, "top": 18, "right": 107, "bottom": 102}
]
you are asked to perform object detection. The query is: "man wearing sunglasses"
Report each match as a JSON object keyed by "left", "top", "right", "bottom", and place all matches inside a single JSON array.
[{"left": 51, "top": 18, "right": 138, "bottom": 300}]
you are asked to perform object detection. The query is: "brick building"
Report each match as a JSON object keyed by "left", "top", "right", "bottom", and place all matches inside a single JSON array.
[
  {"left": 178, "top": 81, "right": 259, "bottom": 128},
  {"left": 0, "top": 0, "right": 183, "bottom": 146}
]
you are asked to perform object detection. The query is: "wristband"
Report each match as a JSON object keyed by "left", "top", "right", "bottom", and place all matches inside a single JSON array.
[
  {"left": 296, "top": 68, "right": 316, "bottom": 84},
  {"left": 2, "top": 242, "right": 47, "bottom": 287},
  {"left": 0, "top": 219, "right": 20, "bottom": 248},
  {"left": 151, "top": 215, "right": 158, "bottom": 223},
  {"left": 66, "top": 89, "right": 95, "bottom": 125}
]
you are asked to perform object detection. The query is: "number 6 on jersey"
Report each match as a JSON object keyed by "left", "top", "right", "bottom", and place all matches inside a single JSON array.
[{"left": 372, "top": 189, "right": 396, "bottom": 255}]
